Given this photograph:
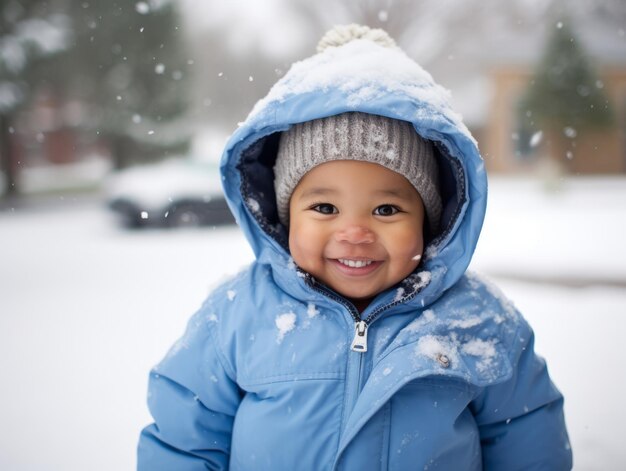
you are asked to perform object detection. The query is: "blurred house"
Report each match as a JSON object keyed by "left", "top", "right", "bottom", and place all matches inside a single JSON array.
[
  {"left": 18, "top": 89, "right": 107, "bottom": 165},
  {"left": 477, "top": 22, "right": 626, "bottom": 175},
  {"left": 483, "top": 66, "right": 626, "bottom": 174}
]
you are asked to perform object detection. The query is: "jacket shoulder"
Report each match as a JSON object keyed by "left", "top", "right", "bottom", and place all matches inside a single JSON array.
[
  {"left": 195, "top": 262, "right": 290, "bottom": 342},
  {"left": 393, "top": 271, "right": 532, "bottom": 386},
  {"left": 196, "top": 261, "right": 293, "bottom": 365},
  {"left": 452, "top": 269, "right": 528, "bottom": 320},
  {"left": 202, "top": 262, "right": 275, "bottom": 314},
  {"left": 447, "top": 271, "right": 524, "bottom": 320},
  {"left": 441, "top": 271, "right": 532, "bottom": 357}
]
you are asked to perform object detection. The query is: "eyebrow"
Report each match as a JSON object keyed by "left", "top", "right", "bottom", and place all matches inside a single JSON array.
[
  {"left": 297, "top": 187, "right": 414, "bottom": 200},
  {"left": 297, "top": 188, "right": 339, "bottom": 199},
  {"left": 372, "top": 188, "right": 415, "bottom": 199}
]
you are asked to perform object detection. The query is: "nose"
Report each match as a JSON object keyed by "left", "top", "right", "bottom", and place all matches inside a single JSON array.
[{"left": 334, "top": 224, "right": 375, "bottom": 244}]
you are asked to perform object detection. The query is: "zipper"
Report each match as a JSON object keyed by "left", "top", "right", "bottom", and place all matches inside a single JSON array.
[
  {"left": 300, "top": 270, "right": 433, "bottom": 468},
  {"left": 303, "top": 270, "right": 429, "bottom": 354},
  {"left": 303, "top": 274, "right": 369, "bottom": 354},
  {"left": 303, "top": 271, "right": 361, "bottom": 322},
  {"left": 350, "top": 320, "right": 368, "bottom": 352},
  {"left": 302, "top": 271, "right": 432, "bottom": 441},
  {"left": 359, "top": 272, "right": 432, "bottom": 339},
  {"left": 303, "top": 275, "right": 368, "bottom": 434},
  {"left": 349, "top": 285, "right": 428, "bottom": 352},
  {"left": 345, "top": 292, "right": 420, "bottom": 353}
]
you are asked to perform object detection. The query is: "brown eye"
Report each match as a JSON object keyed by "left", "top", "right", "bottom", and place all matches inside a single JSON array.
[
  {"left": 312, "top": 203, "right": 337, "bottom": 215},
  {"left": 374, "top": 205, "right": 399, "bottom": 216}
]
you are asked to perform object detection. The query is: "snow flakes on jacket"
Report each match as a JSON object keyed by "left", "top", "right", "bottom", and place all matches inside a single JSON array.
[{"left": 138, "top": 34, "right": 572, "bottom": 470}]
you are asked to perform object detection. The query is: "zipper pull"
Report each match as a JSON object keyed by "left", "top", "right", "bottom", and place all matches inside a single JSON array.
[{"left": 350, "top": 320, "right": 368, "bottom": 353}]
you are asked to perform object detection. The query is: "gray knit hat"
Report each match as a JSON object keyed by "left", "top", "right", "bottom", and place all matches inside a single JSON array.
[{"left": 274, "top": 112, "right": 442, "bottom": 234}]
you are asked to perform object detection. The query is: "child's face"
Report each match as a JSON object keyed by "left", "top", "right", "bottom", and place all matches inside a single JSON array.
[{"left": 288, "top": 160, "right": 425, "bottom": 311}]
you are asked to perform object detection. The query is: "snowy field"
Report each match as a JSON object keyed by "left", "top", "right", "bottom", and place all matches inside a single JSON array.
[{"left": 1, "top": 177, "right": 625, "bottom": 470}]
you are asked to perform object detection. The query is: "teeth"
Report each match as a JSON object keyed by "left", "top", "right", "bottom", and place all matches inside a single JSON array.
[{"left": 338, "top": 259, "right": 373, "bottom": 268}]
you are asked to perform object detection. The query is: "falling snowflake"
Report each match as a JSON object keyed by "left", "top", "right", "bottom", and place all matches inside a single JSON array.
[
  {"left": 135, "top": 2, "right": 150, "bottom": 14},
  {"left": 529, "top": 131, "right": 543, "bottom": 148}
]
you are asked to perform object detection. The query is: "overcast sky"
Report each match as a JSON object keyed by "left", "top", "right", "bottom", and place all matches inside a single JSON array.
[{"left": 179, "top": 0, "right": 312, "bottom": 59}]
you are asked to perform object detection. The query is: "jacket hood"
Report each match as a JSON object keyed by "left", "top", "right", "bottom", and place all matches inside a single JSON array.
[{"left": 219, "top": 35, "right": 487, "bottom": 309}]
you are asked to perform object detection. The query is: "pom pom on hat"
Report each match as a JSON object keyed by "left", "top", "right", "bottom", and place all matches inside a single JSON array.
[
  {"left": 274, "top": 26, "right": 442, "bottom": 236},
  {"left": 316, "top": 24, "right": 396, "bottom": 53}
]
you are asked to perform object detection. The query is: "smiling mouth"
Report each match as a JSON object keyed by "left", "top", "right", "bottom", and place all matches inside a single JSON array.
[
  {"left": 337, "top": 258, "right": 373, "bottom": 268},
  {"left": 332, "top": 258, "right": 382, "bottom": 277}
]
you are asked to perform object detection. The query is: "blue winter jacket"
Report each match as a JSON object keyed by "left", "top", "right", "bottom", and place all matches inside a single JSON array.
[{"left": 138, "top": 37, "right": 572, "bottom": 470}]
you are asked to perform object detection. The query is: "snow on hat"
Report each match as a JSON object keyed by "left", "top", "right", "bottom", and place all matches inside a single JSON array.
[{"left": 272, "top": 24, "right": 441, "bottom": 234}]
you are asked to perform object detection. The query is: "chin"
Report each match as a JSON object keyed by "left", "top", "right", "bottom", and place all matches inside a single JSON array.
[{"left": 339, "top": 290, "right": 377, "bottom": 304}]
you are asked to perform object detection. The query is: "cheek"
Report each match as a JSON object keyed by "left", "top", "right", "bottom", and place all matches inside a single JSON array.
[
  {"left": 288, "top": 233, "right": 305, "bottom": 265},
  {"left": 288, "top": 222, "right": 321, "bottom": 268},
  {"left": 387, "top": 227, "right": 424, "bottom": 266}
]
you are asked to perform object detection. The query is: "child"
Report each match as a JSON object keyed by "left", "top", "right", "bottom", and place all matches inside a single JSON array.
[{"left": 138, "top": 25, "right": 572, "bottom": 470}]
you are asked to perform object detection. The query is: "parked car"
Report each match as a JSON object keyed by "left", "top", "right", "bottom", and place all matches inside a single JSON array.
[{"left": 105, "top": 157, "right": 235, "bottom": 228}]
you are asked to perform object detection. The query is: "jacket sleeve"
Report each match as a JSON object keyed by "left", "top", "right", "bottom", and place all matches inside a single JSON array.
[
  {"left": 471, "top": 322, "right": 573, "bottom": 470},
  {"left": 137, "top": 308, "right": 241, "bottom": 470}
]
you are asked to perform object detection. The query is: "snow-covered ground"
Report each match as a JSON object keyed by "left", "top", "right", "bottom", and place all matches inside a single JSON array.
[{"left": 1, "top": 177, "right": 625, "bottom": 470}]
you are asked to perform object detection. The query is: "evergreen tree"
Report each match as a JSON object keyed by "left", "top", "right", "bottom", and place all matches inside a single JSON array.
[
  {"left": 0, "top": 0, "right": 71, "bottom": 195},
  {"left": 0, "top": 0, "right": 191, "bottom": 197},
  {"left": 33, "top": 0, "right": 191, "bottom": 169},
  {"left": 517, "top": 20, "right": 613, "bottom": 164}
]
